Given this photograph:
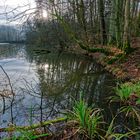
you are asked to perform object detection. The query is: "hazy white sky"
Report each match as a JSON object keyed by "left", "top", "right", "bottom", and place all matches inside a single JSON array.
[
  {"left": 0, "top": 0, "right": 36, "bottom": 24},
  {"left": 0, "top": 0, "right": 35, "bottom": 7}
]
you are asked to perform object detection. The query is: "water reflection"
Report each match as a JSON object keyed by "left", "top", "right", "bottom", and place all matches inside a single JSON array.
[{"left": 0, "top": 45, "right": 115, "bottom": 131}]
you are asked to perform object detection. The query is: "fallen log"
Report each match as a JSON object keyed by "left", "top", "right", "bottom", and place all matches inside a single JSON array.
[{"left": 0, "top": 117, "right": 67, "bottom": 132}]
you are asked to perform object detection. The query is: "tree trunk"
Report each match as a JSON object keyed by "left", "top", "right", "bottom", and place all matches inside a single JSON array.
[
  {"left": 123, "top": 0, "right": 131, "bottom": 53},
  {"left": 98, "top": 0, "right": 107, "bottom": 45}
]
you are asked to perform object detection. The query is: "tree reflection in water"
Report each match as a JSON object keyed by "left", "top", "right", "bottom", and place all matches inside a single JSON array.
[{"left": 0, "top": 45, "right": 115, "bottom": 130}]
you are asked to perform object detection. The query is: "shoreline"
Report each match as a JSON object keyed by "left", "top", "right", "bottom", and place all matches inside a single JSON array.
[{"left": 67, "top": 38, "right": 140, "bottom": 83}]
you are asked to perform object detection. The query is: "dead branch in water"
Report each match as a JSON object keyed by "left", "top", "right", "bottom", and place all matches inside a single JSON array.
[{"left": 0, "top": 65, "right": 15, "bottom": 123}]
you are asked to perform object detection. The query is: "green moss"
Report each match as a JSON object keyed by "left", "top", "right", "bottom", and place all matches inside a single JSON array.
[
  {"left": 2, "top": 117, "right": 67, "bottom": 132},
  {"left": 123, "top": 42, "right": 133, "bottom": 54},
  {"left": 107, "top": 53, "right": 125, "bottom": 64}
]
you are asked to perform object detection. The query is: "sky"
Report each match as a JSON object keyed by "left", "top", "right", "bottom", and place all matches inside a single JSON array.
[
  {"left": 0, "top": 0, "right": 35, "bottom": 7},
  {"left": 0, "top": 0, "right": 36, "bottom": 24}
]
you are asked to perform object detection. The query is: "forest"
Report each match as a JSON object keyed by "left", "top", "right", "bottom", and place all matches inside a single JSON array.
[
  {"left": 0, "top": 0, "right": 140, "bottom": 140},
  {"left": 26, "top": 0, "right": 140, "bottom": 52},
  {"left": 0, "top": 25, "right": 24, "bottom": 42}
]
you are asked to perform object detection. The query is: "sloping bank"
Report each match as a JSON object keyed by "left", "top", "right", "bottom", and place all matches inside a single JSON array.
[{"left": 69, "top": 38, "right": 140, "bottom": 82}]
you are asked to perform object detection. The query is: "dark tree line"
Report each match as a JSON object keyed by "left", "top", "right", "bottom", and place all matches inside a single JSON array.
[
  {"left": 25, "top": 0, "right": 140, "bottom": 53},
  {"left": 0, "top": 25, "right": 24, "bottom": 43}
]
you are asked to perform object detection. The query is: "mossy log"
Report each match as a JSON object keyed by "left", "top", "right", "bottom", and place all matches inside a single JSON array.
[
  {"left": 76, "top": 40, "right": 111, "bottom": 55},
  {"left": 0, "top": 117, "right": 67, "bottom": 132}
]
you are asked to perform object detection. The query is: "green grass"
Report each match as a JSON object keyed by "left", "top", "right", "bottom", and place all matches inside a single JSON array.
[
  {"left": 67, "top": 98, "right": 137, "bottom": 139},
  {"left": 67, "top": 99, "right": 103, "bottom": 139},
  {"left": 105, "top": 115, "right": 136, "bottom": 140},
  {"left": 120, "top": 105, "right": 140, "bottom": 123},
  {"left": 4, "top": 130, "right": 49, "bottom": 140},
  {"left": 110, "top": 81, "right": 140, "bottom": 124},
  {"left": 110, "top": 82, "right": 140, "bottom": 104}
]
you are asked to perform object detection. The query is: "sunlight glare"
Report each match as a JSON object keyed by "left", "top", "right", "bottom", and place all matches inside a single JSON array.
[{"left": 42, "top": 10, "right": 48, "bottom": 19}]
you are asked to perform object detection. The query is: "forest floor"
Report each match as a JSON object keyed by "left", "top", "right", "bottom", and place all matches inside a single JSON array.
[{"left": 82, "top": 37, "right": 140, "bottom": 82}]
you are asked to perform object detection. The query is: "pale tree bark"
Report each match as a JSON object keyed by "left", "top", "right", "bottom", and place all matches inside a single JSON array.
[
  {"left": 109, "top": 0, "right": 116, "bottom": 44},
  {"left": 123, "top": 0, "right": 131, "bottom": 52}
]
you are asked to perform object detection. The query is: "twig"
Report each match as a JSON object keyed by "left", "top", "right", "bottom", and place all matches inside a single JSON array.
[{"left": 0, "top": 65, "right": 15, "bottom": 123}]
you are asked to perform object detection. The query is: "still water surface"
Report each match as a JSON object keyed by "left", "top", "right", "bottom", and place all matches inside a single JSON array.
[{"left": 0, "top": 44, "right": 115, "bottom": 128}]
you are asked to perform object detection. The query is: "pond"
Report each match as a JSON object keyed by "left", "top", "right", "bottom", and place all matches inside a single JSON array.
[{"left": 0, "top": 44, "right": 116, "bottom": 130}]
